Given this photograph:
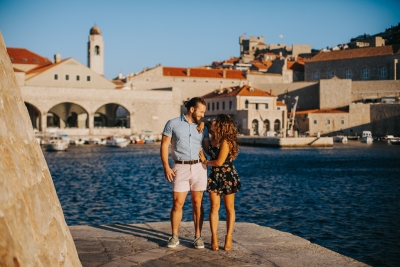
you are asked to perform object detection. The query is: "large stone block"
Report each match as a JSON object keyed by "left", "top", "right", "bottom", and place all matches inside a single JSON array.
[{"left": 0, "top": 33, "right": 81, "bottom": 266}]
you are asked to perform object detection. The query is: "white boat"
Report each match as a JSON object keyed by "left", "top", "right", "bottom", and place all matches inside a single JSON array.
[
  {"left": 361, "top": 131, "right": 373, "bottom": 143},
  {"left": 141, "top": 130, "right": 155, "bottom": 144},
  {"left": 70, "top": 138, "right": 86, "bottom": 145},
  {"left": 106, "top": 135, "right": 129, "bottom": 148},
  {"left": 390, "top": 139, "right": 400, "bottom": 145},
  {"left": 45, "top": 135, "right": 69, "bottom": 151},
  {"left": 333, "top": 135, "right": 348, "bottom": 143}
]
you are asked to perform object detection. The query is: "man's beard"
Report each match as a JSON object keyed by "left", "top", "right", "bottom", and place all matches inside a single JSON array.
[{"left": 191, "top": 112, "right": 200, "bottom": 124}]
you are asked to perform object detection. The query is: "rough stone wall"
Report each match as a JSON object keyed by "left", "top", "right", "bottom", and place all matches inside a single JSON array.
[
  {"left": 351, "top": 80, "right": 400, "bottom": 102},
  {"left": 370, "top": 104, "right": 400, "bottom": 136},
  {"left": 0, "top": 34, "right": 81, "bottom": 266},
  {"left": 319, "top": 78, "right": 352, "bottom": 109},
  {"left": 253, "top": 82, "right": 320, "bottom": 111}
]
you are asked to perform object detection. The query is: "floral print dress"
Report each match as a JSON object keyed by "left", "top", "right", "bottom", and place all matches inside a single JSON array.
[{"left": 207, "top": 144, "right": 241, "bottom": 195}]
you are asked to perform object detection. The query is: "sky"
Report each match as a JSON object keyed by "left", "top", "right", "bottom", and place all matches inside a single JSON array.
[{"left": 0, "top": 0, "right": 399, "bottom": 79}]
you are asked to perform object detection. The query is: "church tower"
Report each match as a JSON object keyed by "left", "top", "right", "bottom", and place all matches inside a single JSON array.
[{"left": 88, "top": 25, "right": 104, "bottom": 75}]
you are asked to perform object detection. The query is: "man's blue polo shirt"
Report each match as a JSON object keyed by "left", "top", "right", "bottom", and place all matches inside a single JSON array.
[{"left": 162, "top": 114, "right": 209, "bottom": 161}]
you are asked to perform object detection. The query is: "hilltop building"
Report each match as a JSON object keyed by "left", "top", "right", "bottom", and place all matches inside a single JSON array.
[{"left": 305, "top": 44, "right": 400, "bottom": 81}]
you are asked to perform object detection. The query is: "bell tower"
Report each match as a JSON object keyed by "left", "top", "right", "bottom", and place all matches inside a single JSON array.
[{"left": 88, "top": 25, "right": 104, "bottom": 75}]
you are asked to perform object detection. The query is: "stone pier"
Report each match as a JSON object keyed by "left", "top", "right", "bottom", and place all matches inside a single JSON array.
[{"left": 70, "top": 221, "right": 369, "bottom": 267}]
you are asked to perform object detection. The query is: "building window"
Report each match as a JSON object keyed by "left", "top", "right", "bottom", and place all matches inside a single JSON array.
[
  {"left": 345, "top": 69, "right": 352, "bottom": 79},
  {"left": 54, "top": 74, "right": 58, "bottom": 80},
  {"left": 277, "top": 107, "right": 280, "bottom": 110},
  {"left": 314, "top": 120, "right": 317, "bottom": 124},
  {"left": 327, "top": 119, "right": 330, "bottom": 124},
  {"left": 76, "top": 75, "right": 80, "bottom": 81},
  {"left": 229, "top": 101, "right": 232, "bottom": 110},
  {"left": 363, "top": 68, "right": 369, "bottom": 79},
  {"left": 207, "top": 103, "right": 210, "bottom": 111},
  {"left": 341, "top": 119, "right": 344, "bottom": 124},
  {"left": 65, "top": 75, "right": 69, "bottom": 80},
  {"left": 95, "top": 45, "right": 100, "bottom": 55},
  {"left": 245, "top": 100, "right": 249, "bottom": 109},
  {"left": 255, "top": 103, "right": 259, "bottom": 110},
  {"left": 328, "top": 70, "right": 334, "bottom": 78},
  {"left": 313, "top": 72, "right": 319, "bottom": 80},
  {"left": 216, "top": 102, "right": 219, "bottom": 110},
  {"left": 265, "top": 103, "right": 269, "bottom": 109},
  {"left": 380, "top": 67, "right": 387, "bottom": 78},
  {"left": 212, "top": 102, "right": 215, "bottom": 111},
  {"left": 222, "top": 101, "right": 225, "bottom": 110},
  {"left": 87, "top": 76, "right": 91, "bottom": 81}
]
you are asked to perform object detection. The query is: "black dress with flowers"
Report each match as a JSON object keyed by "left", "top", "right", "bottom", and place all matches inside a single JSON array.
[{"left": 207, "top": 144, "right": 241, "bottom": 195}]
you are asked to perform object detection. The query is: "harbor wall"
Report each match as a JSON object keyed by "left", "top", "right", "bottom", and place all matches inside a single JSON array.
[
  {"left": 238, "top": 136, "right": 333, "bottom": 147},
  {"left": 0, "top": 34, "right": 81, "bottom": 266}
]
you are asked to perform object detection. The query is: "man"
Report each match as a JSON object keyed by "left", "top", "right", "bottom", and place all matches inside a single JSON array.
[{"left": 160, "top": 97, "right": 210, "bottom": 249}]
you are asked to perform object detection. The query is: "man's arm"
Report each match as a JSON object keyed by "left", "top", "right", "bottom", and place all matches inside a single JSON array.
[{"left": 160, "top": 135, "right": 175, "bottom": 182}]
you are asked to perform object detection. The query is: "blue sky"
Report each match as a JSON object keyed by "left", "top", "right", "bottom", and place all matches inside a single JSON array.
[{"left": 0, "top": 0, "right": 399, "bottom": 79}]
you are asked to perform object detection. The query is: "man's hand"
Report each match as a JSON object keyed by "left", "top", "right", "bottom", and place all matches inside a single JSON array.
[
  {"left": 199, "top": 150, "right": 207, "bottom": 163},
  {"left": 197, "top": 122, "right": 205, "bottom": 133},
  {"left": 163, "top": 166, "right": 175, "bottom": 182}
]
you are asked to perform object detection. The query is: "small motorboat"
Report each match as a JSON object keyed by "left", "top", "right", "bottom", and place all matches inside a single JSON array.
[
  {"left": 390, "top": 138, "right": 400, "bottom": 145},
  {"left": 106, "top": 135, "right": 129, "bottom": 148},
  {"left": 45, "top": 135, "right": 69, "bottom": 151},
  {"left": 333, "top": 135, "right": 348, "bottom": 143},
  {"left": 134, "top": 139, "right": 145, "bottom": 144},
  {"left": 361, "top": 131, "right": 373, "bottom": 143}
]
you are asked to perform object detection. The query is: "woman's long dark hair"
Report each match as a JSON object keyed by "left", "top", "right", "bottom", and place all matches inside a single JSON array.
[{"left": 213, "top": 114, "right": 239, "bottom": 159}]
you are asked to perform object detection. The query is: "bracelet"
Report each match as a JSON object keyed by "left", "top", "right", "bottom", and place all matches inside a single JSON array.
[{"left": 205, "top": 160, "right": 208, "bottom": 165}]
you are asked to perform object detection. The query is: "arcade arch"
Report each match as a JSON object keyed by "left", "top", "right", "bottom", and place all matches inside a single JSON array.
[
  {"left": 252, "top": 119, "right": 259, "bottom": 135},
  {"left": 25, "top": 102, "right": 41, "bottom": 131},
  {"left": 47, "top": 102, "right": 88, "bottom": 129},
  {"left": 94, "top": 103, "right": 130, "bottom": 128},
  {"left": 274, "top": 119, "right": 281, "bottom": 132}
]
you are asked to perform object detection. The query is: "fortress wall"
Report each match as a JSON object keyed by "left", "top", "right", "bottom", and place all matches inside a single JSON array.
[{"left": 0, "top": 34, "right": 81, "bottom": 266}]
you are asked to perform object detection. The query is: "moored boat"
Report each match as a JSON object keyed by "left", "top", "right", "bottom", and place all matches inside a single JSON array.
[
  {"left": 106, "top": 135, "right": 129, "bottom": 148},
  {"left": 361, "top": 131, "right": 373, "bottom": 143},
  {"left": 45, "top": 135, "right": 69, "bottom": 151},
  {"left": 333, "top": 135, "right": 348, "bottom": 143}
]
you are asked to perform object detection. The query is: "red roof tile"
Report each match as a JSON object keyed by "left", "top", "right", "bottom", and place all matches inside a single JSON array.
[
  {"left": 309, "top": 45, "right": 400, "bottom": 62},
  {"left": 163, "top": 67, "right": 246, "bottom": 79},
  {"left": 7, "top": 47, "right": 52, "bottom": 66},
  {"left": 287, "top": 61, "right": 304, "bottom": 72},
  {"left": 294, "top": 109, "right": 348, "bottom": 114},
  {"left": 202, "top": 85, "right": 274, "bottom": 99}
]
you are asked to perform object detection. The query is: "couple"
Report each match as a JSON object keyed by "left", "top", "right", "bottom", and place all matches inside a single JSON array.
[{"left": 160, "top": 97, "right": 241, "bottom": 251}]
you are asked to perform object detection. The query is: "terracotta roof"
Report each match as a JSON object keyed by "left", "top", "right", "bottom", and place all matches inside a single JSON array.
[
  {"left": 163, "top": 67, "right": 246, "bottom": 79},
  {"left": 277, "top": 101, "right": 286, "bottom": 106},
  {"left": 309, "top": 45, "right": 400, "bottom": 62},
  {"left": 294, "top": 109, "right": 348, "bottom": 115},
  {"left": 7, "top": 47, "right": 52, "bottom": 66},
  {"left": 13, "top": 67, "right": 24, "bottom": 72},
  {"left": 202, "top": 85, "right": 274, "bottom": 99},
  {"left": 287, "top": 61, "right": 304, "bottom": 72}
]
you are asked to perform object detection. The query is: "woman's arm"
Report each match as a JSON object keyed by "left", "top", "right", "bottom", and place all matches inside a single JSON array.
[{"left": 205, "top": 140, "right": 230, "bottom": 167}]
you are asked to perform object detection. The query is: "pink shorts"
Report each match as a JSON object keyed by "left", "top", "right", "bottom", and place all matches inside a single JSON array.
[{"left": 172, "top": 162, "right": 207, "bottom": 192}]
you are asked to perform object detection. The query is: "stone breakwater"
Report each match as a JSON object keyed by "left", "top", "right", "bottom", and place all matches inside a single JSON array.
[
  {"left": 0, "top": 33, "right": 81, "bottom": 266},
  {"left": 70, "top": 221, "right": 369, "bottom": 267},
  {"left": 238, "top": 136, "right": 334, "bottom": 147}
]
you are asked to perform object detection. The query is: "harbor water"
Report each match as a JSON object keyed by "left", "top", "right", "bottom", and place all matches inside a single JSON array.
[{"left": 44, "top": 142, "right": 400, "bottom": 267}]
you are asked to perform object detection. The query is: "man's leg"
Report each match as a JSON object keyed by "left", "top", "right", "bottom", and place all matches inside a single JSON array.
[
  {"left": 171, "top": 191, "right": 188, "bottom": 236},
  {"left": 191, "top": 191, "right": 204, "bottom": 237}
]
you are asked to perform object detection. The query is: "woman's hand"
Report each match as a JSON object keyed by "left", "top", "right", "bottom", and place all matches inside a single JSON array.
[
  {"left": 197, "top": 122, "right": 205, "bottom": 133},
  {"left": 199, "top": 150, "right": 207, "bottom": 163}
]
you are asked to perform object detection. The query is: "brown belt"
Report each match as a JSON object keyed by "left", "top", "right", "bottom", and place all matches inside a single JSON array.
[{"left": 174, "top": 159, "right": 200, "bottom": 165}]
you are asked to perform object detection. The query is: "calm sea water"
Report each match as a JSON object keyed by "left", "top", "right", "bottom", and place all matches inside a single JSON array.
[{"left": 44, "top": 141, "right": 400, "bottom": 267}]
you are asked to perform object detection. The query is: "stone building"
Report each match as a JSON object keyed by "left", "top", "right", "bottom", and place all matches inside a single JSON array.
[
  {"left": 305, "top": 44, "right": 400, "bottom": 81},
  {"left": 201, "top": 85, "right": 287, "bottom": 136},
  {"left": 7, "top": 26, "right": 179, "bottom": 137}
]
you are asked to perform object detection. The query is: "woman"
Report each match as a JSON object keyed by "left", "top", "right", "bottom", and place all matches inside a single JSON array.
[{"left": 199, "top": 114, "right": 241, "bottom": 251}]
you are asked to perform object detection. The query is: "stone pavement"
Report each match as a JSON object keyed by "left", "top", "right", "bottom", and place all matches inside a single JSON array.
[{"left": 69, "top": 222, "right": 369, "bottom": 267}]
